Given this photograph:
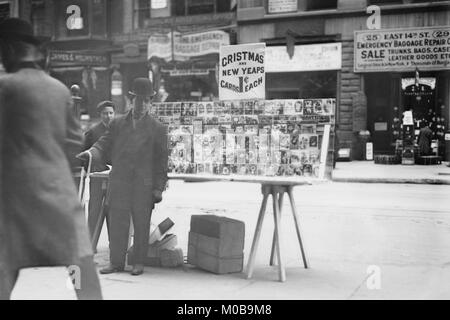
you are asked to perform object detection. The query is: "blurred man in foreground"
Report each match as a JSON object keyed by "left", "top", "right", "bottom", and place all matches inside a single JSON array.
[{"left": 0, "top": 18, "right": 102, "bottom": 300}]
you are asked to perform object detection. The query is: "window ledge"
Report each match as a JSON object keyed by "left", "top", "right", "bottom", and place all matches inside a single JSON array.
[{"left": 238, "top": 1, "right": 450, "bottom": 22}]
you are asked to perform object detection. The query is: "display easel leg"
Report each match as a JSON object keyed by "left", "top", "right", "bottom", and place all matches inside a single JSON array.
[
  {"left": 272, "top": 190, "right": 286, "bottom": 282},
  {"left": 246, "top": 187, "right": 270, "bottom": 279},
  {"left": 270, "top": 191, "right": 284, "bottom": 266},
  {"left": 288, "top": 186, "right": 309, "bottom": 269}
]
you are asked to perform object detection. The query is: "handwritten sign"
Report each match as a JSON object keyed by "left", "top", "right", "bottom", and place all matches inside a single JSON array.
[
  {"left": 219, "top": 43, "right": 266, "bottom": 101},
  {"left": 355, "top": 26, "right": 450, "bottom": 72}
]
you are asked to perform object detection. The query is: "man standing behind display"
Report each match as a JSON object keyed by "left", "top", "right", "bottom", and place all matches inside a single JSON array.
[
  {"left": 77, "top": 78, "right": 168, "bottom": 276},
  {"left": 84, "top": 101, "right": 116, "bottom": 151},
  {"left": 84, "top": 101, "right": 116, "bottom": 244}
]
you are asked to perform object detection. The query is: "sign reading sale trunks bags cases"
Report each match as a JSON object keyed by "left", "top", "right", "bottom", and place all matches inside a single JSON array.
[{"left": 219, "top": 43, "right": 266, "bottom": 101}]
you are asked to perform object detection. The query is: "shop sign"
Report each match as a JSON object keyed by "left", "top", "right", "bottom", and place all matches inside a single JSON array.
[
  {"left": 219, "top": 43, "right": 266, "bottom": 101},
  {"left": 374, "top": 122, "right": 387, "bottom": 131},
  {"left": 265, "top": 43, "right": 342, "bottom": 73},
  {"left": 49, "top": 51, "right": 108, "bottom": 66},
  {"left": 268, "top": 0, "right": 298, "bottom": 14},
  {"left": 366, "top": 143, "right": 373, "bottom": 161},
  {"left": 166, "top": 69, "right": 212, "bottom": 77},
  {"left": 124, "top": 43, "right": 140, "bottom": 58},
  {"left": 151, "top": 0, "right": 167, "bottom": 9},
  {"left": 148, "top": 30, "right": 230, "bottom": 62},
  {"left": 354, "top": 26, "right": 450, "bottom": 72},
  {"left": 403, "top": 111, "right": 414, "bottom": 126}
]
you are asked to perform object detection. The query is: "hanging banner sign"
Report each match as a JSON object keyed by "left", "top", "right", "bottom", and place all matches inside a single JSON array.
[
  {"left": 148, "top": 30, "right": 230, "bottom": 62},
  {"left": 355, "top": 26, "right": 450, "bottom": 72},
  {"left": 266, "top": 43, "right": 342, "bottom": 72},
  {"left": 219, "top": 43, "right": 266, "bottom": 101}
]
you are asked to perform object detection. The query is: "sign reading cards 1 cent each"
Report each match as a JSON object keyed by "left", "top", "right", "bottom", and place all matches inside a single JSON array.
[{"left": 219, "top": 43, "right": 266, "bottom": 101}]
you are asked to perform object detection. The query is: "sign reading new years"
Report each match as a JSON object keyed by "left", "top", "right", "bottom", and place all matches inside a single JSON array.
[
  {"left": 355, "top": 26, "right": 450, "bottom": 72},
  {"left": 219, "top": 43, "right": 266, "bottom": 101}
]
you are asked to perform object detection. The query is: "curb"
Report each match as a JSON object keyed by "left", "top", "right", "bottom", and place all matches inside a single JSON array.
[{"left": 332, "top": 178, "right": 450, "bottom": 185}]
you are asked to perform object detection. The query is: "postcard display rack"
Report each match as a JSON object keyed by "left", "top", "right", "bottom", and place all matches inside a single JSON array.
[
  {"left": 152, "top": 98, "right": 336, "bottom": 180},
  {"left": 150, "top": 98, "right": 336, "bottom": 282}
]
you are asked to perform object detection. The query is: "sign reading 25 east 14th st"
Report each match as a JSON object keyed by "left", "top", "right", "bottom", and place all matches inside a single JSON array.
[
  {"left": 219, "top": 43, "right": 266, "bottom": 101},
  {"left": 354, "top": 26, "right": 450, "bottom": 72}
]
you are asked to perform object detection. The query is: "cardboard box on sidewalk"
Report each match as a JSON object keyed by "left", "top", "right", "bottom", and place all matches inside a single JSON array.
[
  {"left": 128, "top": 234, "right": 178, "bottom": 267},
  {"left": 187, "top": 215, "right": 245, "bottom": 274},
  {"left": 160, "top": 248, "right": 184, "bottom": 268},
  {"left": 188, "top": 244, "right": 243, "bottom": 274}
]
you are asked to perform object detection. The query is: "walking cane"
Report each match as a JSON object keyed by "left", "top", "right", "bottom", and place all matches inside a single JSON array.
[{"left": 80, "top": 151, "right": 92, "bottom": 223}]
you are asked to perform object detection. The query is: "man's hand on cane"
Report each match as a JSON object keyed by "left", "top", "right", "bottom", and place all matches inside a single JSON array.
[
  {"left": 76, "top": 150, "right": 93, "bottom": 170},
  {"left": 152, "top": 190, "right": 163, "bottom": 204}
]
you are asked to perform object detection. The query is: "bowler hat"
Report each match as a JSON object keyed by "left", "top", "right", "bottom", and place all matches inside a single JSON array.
[
  {"left": 0, "top": 18, "right": 41, "bottom": 45},
  {"left": 97, "top": 100, "right": 116, "bottom": 112},
  {"left": 129, "top": 78, "right": 156, "bottom": 97}
]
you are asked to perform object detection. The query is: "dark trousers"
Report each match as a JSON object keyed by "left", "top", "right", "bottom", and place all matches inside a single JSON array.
[
  {"left": 87, "top": 178, "right": 110, "bottom": 243},
  {"left": 0, "top": 256, "right": 102, "bottom": 300},
  {"left": 109, "top": 206, "right": 153, "bottom": 267}
]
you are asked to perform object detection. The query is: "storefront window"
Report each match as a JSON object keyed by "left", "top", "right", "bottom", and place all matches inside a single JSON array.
[
  {"left": 0, "top": 0, "right": 12, "bottom": 22},
  {"left": 171, "top": 0, "right": 231, "bottom": 16},
  {"left": 266, "top": 71, "right": 337, "bottom": 99},
  {"left": 56, "top": 0, "right": 89, "bottom": 38},
  {"left": 55, "top": 0, "right": 107, "bottom": 39},
  {"left": 369, "top": 0, "right": 402, "bottom": 4},
  {"left": 134, "top": 0, "right": 151, "bottom": 28},
  {"left": 92, "top": 0, "right": 107, "bottom": 36},
  {"left": 306, "top": 0, "right": 337, "bottom": 11},
  {"left": 0, "top": 2, "right": 10, "bottom": 20}
]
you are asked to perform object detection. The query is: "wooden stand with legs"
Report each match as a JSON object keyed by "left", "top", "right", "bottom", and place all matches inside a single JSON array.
[{"left": 246, "top": 184, "right": 309, "bottom": 282}]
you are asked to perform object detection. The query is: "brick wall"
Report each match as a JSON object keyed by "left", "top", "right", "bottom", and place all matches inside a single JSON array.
[{"left": 338, "top": 39, "right": 363, "bottom": 151}]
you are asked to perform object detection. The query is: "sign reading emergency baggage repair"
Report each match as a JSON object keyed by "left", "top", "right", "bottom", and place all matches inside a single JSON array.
[
  {"left": 354, "top": 26, "right": 450, "bottom": 72},
  {"left": 219, "top": 43, "right": 266, "bottom": 101}
]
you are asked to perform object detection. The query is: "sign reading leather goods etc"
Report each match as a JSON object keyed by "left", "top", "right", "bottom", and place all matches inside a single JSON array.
[
  {"left": 219, "top": 43, "right": 266, "bottom": 101},
  {"left": 268, "top": 0, "right": 298, "bottom": 13},
  {"left": 355, "top": 26, "right": 450, "bottom": 72}
]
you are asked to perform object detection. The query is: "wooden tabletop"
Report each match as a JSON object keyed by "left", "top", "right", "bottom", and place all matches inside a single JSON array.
[{"left": 90, "top": 171, "right": 328, "bottom": 186}]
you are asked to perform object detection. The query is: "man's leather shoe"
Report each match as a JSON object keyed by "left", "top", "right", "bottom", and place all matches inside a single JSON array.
[
  {"left": 131, "top": 264, "right": 144, "bottom": 276},
  {"left": 99, "top": 265, "right": 124, "bottom": 274}
]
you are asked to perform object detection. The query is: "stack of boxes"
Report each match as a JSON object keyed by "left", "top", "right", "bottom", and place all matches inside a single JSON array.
[
  {"left": 128, "top": 218, "right": 184, "bottom": 268},
  {"left": 187, "top": 215, "right": 245, "bottom": 274}
]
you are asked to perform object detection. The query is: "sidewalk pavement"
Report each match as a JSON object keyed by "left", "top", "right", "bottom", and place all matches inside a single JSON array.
[
  {"left": 332, "top": 161, "right": 450, "bottom": 185},
  {"left": 10, "top": 182, "right": 450, "bottom": 300}
]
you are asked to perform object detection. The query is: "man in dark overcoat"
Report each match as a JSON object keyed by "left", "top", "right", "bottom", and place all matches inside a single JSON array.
[
  {"left": 78, "top": 78, "right": 168, "bottom": 276},
  {"left": 0, "top": 18, "right": 102, "bottom": 299}
]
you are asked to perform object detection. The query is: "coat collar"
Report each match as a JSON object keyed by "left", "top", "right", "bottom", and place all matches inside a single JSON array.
[{"left": 125, "top": 108, "right": 151, "bottom": 122}]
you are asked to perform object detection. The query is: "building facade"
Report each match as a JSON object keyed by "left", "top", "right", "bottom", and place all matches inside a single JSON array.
[
  {"left": 237, "top": 0, "right": 450, "bottom": 159},
  {"left": 109, "top": 0, "right": 237, "bottom": 112}
]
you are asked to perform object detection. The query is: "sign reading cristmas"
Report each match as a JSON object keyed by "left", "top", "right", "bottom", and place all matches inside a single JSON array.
[{"left": 219, "top": 43, "right": 266, "bottom": 101}]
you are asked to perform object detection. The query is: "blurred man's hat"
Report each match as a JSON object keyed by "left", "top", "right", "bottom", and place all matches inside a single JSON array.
[
  {"left": 0, "top": 18, "right": 41, "bottom": 45},
  {"left": 129, "top": 78, "right": 156, "bottom": 97},
  {"left": 97, "top": 100, "right": 116, "bottom": 112}
]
